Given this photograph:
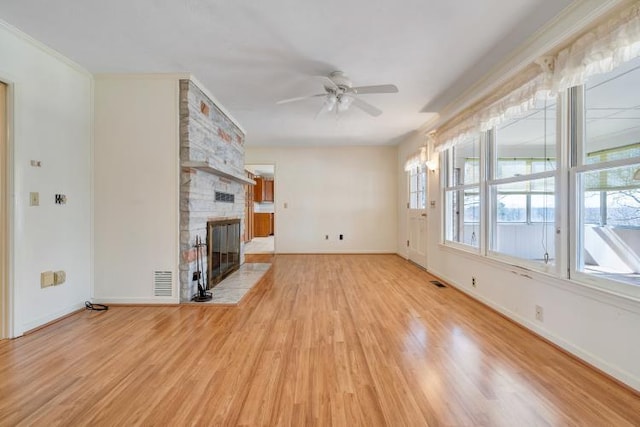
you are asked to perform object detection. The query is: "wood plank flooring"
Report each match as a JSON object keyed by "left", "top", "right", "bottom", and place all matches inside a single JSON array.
[{"left": 1, "top": 254, "right": 639, "bottom": 426}]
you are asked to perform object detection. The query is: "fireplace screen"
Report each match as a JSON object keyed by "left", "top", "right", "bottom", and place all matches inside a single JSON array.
[{"left": 207, "top": 218, "right": 241, "bottom": 287}]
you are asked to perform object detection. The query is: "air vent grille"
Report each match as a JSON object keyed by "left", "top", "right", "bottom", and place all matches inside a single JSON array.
[
  {"left": 215, "top": 191, "right": 235, "bottom": 203},
  {"left": 154, "top": 271, "right": 173, "bottom": 297},
  {"left": 429, "top": 280, "right": 446, "bottom": 288}
]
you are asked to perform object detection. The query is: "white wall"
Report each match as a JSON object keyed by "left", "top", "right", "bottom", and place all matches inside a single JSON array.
[
  {"left": 397, "top": 131, "right": 640, "bottom": 394},
  {"left": 0, "top": 22, "right": 92, "bottom": 336},
  {"left": 93, "top": 75, "right": 180, "bottom": 303},
  {"left": 246, "top": 146, "right": 397, "bottom": 253}
]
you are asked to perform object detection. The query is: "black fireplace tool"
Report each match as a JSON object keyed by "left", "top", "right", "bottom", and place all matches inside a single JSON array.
[{"left": 192, "top": 235, "right": 212, "bottom": 302}]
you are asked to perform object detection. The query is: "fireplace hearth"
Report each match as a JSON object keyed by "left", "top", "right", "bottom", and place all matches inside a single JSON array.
[{"left": 207, "top": 219, "right": 241, "bottom": 288}]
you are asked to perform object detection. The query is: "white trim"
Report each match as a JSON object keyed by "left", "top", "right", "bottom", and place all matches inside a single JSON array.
[
  {"left": 439, "top": 240, "right": 481, "bottom": 255},
  {"left": 0, "top": 19, "right": 92, "bottom": 78},
  {"left": 89, "top": 75, "right": 95, "bottom": 306},
  {"left": 428, "top": 265, "right": 640, "bottom": 391},
  {"left": 487, "top": 169, "right": 556, "bottom": 186},
  {"left": 18, "top": 302, "right": 86, "bottom": 336},
  {"left": 91, "top": 297, "right": 180, "bottom": 305},
  {"left": 574, "top": 156, "right": 640, "bottom": 173},
  {"left": 1, "top": 78, "right": 15, "bottom": 338}
]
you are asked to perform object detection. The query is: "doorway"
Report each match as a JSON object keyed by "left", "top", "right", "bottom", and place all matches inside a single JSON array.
[
  {"left": 407, "top": 166, "right": 428, "bottom": 269},
  {"left": 1, "top": 81, "right": 8, "bottom": 339},
  {"left": 244, "top": 164, "right": 275, "bottom": 255}
]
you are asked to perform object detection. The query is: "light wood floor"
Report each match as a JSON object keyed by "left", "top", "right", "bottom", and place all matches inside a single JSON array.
[{"left": 1, "top": 254, "right": 639, "bottom": 426}]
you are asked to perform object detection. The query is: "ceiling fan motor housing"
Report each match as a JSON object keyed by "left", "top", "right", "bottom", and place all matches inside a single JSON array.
[{"left": 329, "top": 71, "right": 352, "bottom": 90}]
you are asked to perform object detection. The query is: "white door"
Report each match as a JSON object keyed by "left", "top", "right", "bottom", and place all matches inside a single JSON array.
[{"left": 407, "top": 167, "right": 428, "bottom": 268}]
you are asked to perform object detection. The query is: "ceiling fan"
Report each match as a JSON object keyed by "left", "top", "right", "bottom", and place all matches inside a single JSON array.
[{"left": 276, "top": 71, "right": 398, "bottom": 117}]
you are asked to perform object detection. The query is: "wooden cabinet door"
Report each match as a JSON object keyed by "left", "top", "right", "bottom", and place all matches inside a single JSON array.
[
  {"left": 254, "top": 213, "right": 271, "bottom": 237},
  {"left": 263, "top": 179, "right": 274, "bottom": 202},
  {"left": 253, "top": 177, "right": 264, "bottom": 202}
]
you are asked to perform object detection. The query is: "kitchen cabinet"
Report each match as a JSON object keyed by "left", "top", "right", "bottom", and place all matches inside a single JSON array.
[
  {"left": 254, "top": 213, "right": 274, "bottom": 237},
  {"left": 254, "top": 177, "right": 274, "bottom": 202}
]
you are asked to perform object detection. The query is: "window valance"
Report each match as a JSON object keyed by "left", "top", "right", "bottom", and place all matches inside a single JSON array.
[
  {"left": 434, "top": 2, "right": 640, "bottom": 153},
  {"left": 435, "top": 64, "right": 549, "bottom": 152},
  {"left": 553, "top": 2, "right": 640, "bottom": 92}
]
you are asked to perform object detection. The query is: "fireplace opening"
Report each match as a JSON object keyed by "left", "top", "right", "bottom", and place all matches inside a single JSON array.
[{"left": 207, "top": 218, "right": 241, "bottom": 287}]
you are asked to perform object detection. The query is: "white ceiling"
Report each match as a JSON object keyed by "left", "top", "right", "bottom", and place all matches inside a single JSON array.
[{"left": 0, "top": 0, "right": 572, "bottom": 147}]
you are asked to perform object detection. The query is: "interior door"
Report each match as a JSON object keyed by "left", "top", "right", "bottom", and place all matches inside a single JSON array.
[{"left": 407, "top": 167, "right": 428, "bottom": 269}]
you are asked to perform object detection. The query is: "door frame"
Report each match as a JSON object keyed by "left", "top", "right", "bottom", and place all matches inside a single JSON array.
[{"left": 0, "top": 79, "right": 14, "bottom": 339}]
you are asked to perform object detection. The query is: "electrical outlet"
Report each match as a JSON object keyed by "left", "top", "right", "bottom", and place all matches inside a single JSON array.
[
  {"left": 40, "top": 271, "right": 54, "bottom": 288},
  {"left": 339, "top": 234, "right": 344, "bottom": 240},
  {"left": 54, "top": 270, "right": 66, "bottom": 285},
  {"left": 535, "top": 305, "right": 544, "bottom": 322},
  {"left": 325, "top": 235, "right": 329, "bottom": 240},
  {"left": 472, "top": 276, "right": 476, "bottom": 287}
]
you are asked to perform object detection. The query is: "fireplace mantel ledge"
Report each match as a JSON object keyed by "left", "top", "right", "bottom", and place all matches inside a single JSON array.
[{"left": 182, "top": 160, "right": 256, "bottom": 185}]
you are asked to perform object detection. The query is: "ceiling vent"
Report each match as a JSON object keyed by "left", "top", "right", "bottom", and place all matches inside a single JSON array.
[{"left": 154, "top": 271, "right": 173, "bottom": 297}]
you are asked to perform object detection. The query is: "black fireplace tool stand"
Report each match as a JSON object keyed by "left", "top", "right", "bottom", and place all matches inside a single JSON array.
[{"left": 191, "top": 235, "right": 212, "bottom": 302}]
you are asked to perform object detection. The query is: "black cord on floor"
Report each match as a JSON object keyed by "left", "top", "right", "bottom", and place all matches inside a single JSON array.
[{"left": 85, "top": 301, "right": 109, "bottom": 311}]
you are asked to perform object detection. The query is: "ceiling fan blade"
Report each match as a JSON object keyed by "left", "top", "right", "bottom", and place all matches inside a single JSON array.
[
  {"left": 351, "top": 96, "right": 383, "bottom": 117},
  {"left": 317, "top": 76, "right": 339, "bottom": 91},
  {"left": 350, "top": 84, "right": 398, "bottom": 95},
  {"left": 276, "top": 93, "right": 325, "bottom": 105}
]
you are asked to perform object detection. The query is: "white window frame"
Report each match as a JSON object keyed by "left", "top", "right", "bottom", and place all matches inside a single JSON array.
[
  {"left": 486, "top": 102, "right": 560, "bottom": 275},
  {"left": 442, "top": 136, "right": 483, "bottom": 253},
  {"left": 569, "top": 86, "right": 640, "bottom": 298}
]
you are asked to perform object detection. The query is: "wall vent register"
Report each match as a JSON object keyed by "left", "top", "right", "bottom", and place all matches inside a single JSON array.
[{"left": 215, "top": 191, "right": 235, "bottom": 203}]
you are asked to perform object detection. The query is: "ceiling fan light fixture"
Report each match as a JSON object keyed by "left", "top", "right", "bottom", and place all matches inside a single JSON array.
[
  {"left": 325, "top": 94, "right": 337, "bottom": 111},
  {"left": 337, "top": 95, "right": 353, "bottom": 112}
]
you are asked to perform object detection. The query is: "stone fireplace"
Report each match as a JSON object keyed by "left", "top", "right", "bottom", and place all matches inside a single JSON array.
[{"left": 179, "top": 79, "right": 252, "bottom": 301}]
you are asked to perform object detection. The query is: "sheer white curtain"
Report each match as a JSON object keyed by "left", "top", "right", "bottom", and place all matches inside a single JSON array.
[
  {"left": 553, "top": 2, "right": 640, "bottom": 92},
  {"left": 435, "top": 64, "right": 551, "bottom": 152}
]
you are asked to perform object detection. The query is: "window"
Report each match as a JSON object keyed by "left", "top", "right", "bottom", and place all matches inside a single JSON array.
[
  {"left": 435, "top": 4, "right": 640, "bottom": 297},
  {"left": 489, "top": 99, "right": 557, "bottom": 266},
  {"left": 443, "top": 136, "right": 481, "bottom": 249},
  {"left": 573, "top": 58, "right": 640, "bottom": 287},
  {"left": 408, "top": 166, "right": 426, "bottom": 209}
]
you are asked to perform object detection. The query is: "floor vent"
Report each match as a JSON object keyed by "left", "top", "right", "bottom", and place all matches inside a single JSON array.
[
  {"left": 429, "top": 280, "right": 446, "bottom": 288},
  {"left": 154, "top": 271, "right": 173, "bottom": 297},
  {"left": 215, "top": 191, "right": 235, "bottom": 203}
]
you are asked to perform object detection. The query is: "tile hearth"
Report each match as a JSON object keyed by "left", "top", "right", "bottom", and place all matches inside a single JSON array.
[{"left": 191, "top": 262, "right": 271, "bottom": 305}]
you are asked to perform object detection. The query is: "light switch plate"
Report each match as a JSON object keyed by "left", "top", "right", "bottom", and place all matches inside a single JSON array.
[{"left": 30, "top": 192, "right": 39, "bottom": 206}]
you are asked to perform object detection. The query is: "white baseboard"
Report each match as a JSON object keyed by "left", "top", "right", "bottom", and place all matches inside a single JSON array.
[
  {"left": 18, "top": 301, "right": 86, "bottom": 336},
  {"left": 429, "top": 267, "right": 640, "bottom": 392},
  {"left": 91, "top": 297, "right": 180, "bottom": 305}
]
